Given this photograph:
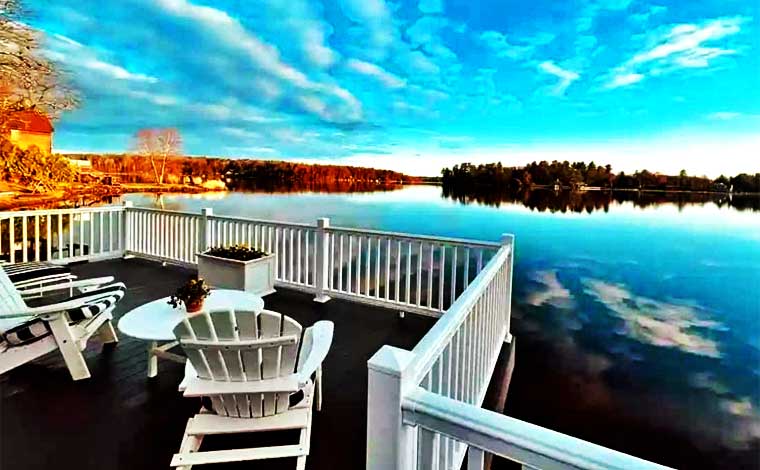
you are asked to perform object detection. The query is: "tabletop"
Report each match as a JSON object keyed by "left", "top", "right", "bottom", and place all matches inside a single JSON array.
[{"left": 117, "top": 289, "right": 265, "bottom": 341}]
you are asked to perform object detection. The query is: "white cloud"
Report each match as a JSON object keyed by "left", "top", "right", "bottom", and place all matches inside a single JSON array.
[
  {"left": 346, "top": 59, "right": 406, "bottom": 88},
  {"left": 606, "top": 72, "right": 644, "bottom": 88},
  {"left": 154, "top": 0, "right": 361, "bottom": 123},
  {"left": 46, "top": 34, "right": 157, "bottom": 83},
  {"left": 479, "top": 30, "right": 534, "bottom": 60},
  {"left": 338, "top": 0, "right": 396, "bottom": 60},
  {"left": 605, "top": 16, "right": 749, "bottom": 89},
  {"left": 538, "top": 61, "right": 580, "bottom": 96},
  {"left": 707, "top": 112, "right": 742, "bottom": 121}
]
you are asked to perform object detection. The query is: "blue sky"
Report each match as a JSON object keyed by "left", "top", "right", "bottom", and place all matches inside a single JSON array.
[{"left": 29, "top": 0, "right": 760, "bottom": 176}]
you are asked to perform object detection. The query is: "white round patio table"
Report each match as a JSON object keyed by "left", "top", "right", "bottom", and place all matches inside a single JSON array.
[{"left": 118, "top": 289, "right": 264, "bottom": 377}]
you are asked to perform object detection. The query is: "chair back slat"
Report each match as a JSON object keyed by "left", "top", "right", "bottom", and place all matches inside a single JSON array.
[
  {"left": 175, "top": 317, "right": 213, "bottom": 380},
  {"left": 174, "top": 307, "right": 304, "bottom": 419},
  {"left": 0, "top": 268, "right": 27, "bottom": 317},
  {"left": 277, "top": 316, "right": 302, "bottom": 413},
  {"left": 210, "top": 310, "right": 245, "bottom": 382}
]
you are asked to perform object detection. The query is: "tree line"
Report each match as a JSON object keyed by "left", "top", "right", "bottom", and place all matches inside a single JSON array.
[
  {"left": 76, "top": 154, "right": 416, "bottom": 186},
  {"left": 441, "top": 161, "right": 760, "bottom": 193}
]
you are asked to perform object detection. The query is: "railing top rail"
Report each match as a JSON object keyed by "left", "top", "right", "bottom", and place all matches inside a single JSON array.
[
  {"left": 405, "top": 242, "right": 512, "bottom": 385},
  {"left": 327, "top": 225, "right": 502, "bottom": 249},
  {"left": 206, "top": 213, "right": 316, "bottom": 230},
  {"left": 0, "top": 205, "right": 125, "bottom": 218},
  {"left": 403, "top": 388, "right": 675, "bottom": 470},
  {"left": 125, "top": 206, "right": 202, "bottom": 218}
]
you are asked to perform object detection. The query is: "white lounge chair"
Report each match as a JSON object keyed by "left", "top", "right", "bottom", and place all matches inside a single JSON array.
[
  {"left": 0, "top": 268, "right": 125, "bottom": 380},
  {"left": 171, "top": 308, "right": 334, "bottom": 469}
]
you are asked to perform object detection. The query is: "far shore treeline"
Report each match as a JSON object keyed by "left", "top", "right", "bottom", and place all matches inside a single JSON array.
[
  {"left": 441, "top": 161, "right": 760, "bottom": 193},
  {"left": 73, "top": 154, "right": 416, "bottom": 187}
]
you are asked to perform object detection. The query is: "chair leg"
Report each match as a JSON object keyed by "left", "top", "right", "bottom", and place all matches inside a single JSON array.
[
  {"left": 175, "top": 417, "right": 204, "bottom": 470},
  {"left": 46, "top": 314, "right": 91, "bottom": 381},
  {"left": 97, "top": 320, "right": 119, "bottom": 345}
]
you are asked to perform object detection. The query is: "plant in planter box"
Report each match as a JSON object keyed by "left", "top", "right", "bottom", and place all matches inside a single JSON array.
[
  {"left": 205, "top": 245, "right": 268, "bottom": 261},
  {"left": 168, "top": 277, "right": 211, "bottom": 313},
  {"left": 198, "top": 244, "right": 276, "bottom": 296}
]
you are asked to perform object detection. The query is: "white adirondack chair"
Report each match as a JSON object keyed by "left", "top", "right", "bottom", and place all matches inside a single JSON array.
[
  {"left": 0, "top": 268, "right": 125, "bottom": 380},
  {"left": 171, "top": 308, "right": 334, "bottom": 469}
]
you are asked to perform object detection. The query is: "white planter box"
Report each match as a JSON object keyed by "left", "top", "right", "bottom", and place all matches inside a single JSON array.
[{"left": 197, "top": 252, "right": 276, "bottom": 296}]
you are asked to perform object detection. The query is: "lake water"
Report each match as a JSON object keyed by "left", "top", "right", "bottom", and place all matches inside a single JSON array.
[{"left": 124, "top": 185, "right": 760, "bottom": 469}]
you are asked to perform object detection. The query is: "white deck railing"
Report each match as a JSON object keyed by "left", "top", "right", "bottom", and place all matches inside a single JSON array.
[
  {"left": 0, "top": 206, "right": 125, "bottom": 265},
  {"left": 2, "top": 204, "right": 497, "bottom": 317}
]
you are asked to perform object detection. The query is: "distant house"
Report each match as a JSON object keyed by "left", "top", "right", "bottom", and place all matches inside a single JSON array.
[{"left": 5, "top": 110, "right": 54, "bottom": 154}]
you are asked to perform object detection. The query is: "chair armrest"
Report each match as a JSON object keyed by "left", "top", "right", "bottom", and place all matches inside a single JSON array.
[
  {"left": 19, "top": 276, "right": 115, "bottom": 296},
  {"left": 15, "top": 273, "right": 78, "bottom": 290},
  {"left": 296, "top": 321, "right": 334, "bottom": 387}
]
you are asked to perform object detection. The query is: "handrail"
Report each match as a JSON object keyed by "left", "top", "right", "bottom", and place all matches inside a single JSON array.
[
  {"left": 405, "top": 243, "right": 511, "bottom": 385},
  {"left": 403, "top": 387, "right": 675, "bottom": 470},
  {"left": 0, "top": 205, "right": 125, "bottom": 218},
  {"left": 327, "top": 225, "right": 501, "bottom": 249}
]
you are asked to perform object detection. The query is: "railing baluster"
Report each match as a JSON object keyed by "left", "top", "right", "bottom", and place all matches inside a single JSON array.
[
  {"left": 355, "top": 236, "right": 361, "bottom": 294},
  {"left": 428, "top": 244, "right": 434, "bottom": 308},
  {"left": 365, "top": 237, "right": 371, "bottom": 295},
  {"left": 8, "top": 216, "right": 15, "bottom": 263},
  {"left": 89, "top": 211, "right": 94, "bottom": 256},
  {"left": 338, "top": 234, "right": 344, "bottom": 292},
  {"left": 405, "top": 242, "right": 411, "bottom": 304},
  {"left": 69, "top": 211, "right": 75, "bottom": 258},
  {"left": 296, "top": 229, "right": 302, "bottom": 284},
  {"left": 395, "top": 240, "right": 401, "bottom": 302},
  {"left": 416, "top": 242, "right": 423, "bottom": 307},
  {"left": 375, "top": 237, "right": 381, "bottom": 298},
  {"left": 385, "top": 238, "right": 391, "bottom": 300},
  {"left": 21, "top": 215, "right": 27, "bottom": 262},
  {"left": 438, "top": 245, "right": 445, "bottom": 310},
  {"left": 45, "top": 215, "right": 52, "bottom": 261},
  {"left": 450, "top": 246, "right": 458, "bottom": 307},
  {"left": 57, "top": 213, "right": 63, "bottom": 260},
  {"left": 34, "top": 214, "right": 40, "bottom": 261}
]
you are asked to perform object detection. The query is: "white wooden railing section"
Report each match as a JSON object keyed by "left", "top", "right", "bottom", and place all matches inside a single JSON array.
[
  {"left": 0, "top": 204, "right": 674, "bottom": 470},
  {"left": 0, "top": 206, "right": 125, "bottom": 265},
  {"left": 366, "top": 236, "right": 674, "bottom": 470},
  {"left": 1, "top": 204, "right": 497, "bottom": 318}
]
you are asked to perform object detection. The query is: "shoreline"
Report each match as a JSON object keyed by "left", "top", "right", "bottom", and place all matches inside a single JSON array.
[{"left": 0, "top": 183, "right": 224, "bottom": 211}]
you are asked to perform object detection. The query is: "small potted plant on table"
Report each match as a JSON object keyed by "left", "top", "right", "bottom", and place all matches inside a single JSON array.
[
  {"left": 168, "top": 277, "right": 211, "bottom": 313},
  {"left": 197, "top": 245, "right": 276, "bottom": 296}
]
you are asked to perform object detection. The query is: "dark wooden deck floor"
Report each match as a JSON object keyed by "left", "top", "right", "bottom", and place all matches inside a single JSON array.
[{"left": 0, "top": 258, "right": 436, "bottom": 470}]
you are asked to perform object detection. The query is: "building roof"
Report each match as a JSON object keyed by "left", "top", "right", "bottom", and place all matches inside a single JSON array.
[{"left": 7, "top": 110, "right": 54, "bottom": 133}]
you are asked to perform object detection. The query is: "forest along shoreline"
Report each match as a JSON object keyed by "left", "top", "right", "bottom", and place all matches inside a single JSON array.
[{"left": 0, "top": 154, "right": 416, "bottom": 211}]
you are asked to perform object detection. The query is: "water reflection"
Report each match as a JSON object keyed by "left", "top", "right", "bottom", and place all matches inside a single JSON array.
[{"left": 442, "top": 185, "right": 760, "bottom": 212}]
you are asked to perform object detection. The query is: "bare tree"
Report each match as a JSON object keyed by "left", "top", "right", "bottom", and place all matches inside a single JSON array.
[
  {"left": 0, "top": 0, "right": 78, "bottom": 132},
  {"left": 134, "top": 128, "right": 182, "bottom": 185}
]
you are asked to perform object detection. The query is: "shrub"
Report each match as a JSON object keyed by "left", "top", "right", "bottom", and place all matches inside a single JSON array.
[{"left": 205, "top": 245, "right": 268, "bottom": 261}]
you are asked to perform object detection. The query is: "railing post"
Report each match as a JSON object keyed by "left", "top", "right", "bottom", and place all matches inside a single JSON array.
[
  {"left": 122, "top": 201, "right": 133, "bottom": 258},
  {"left": 367, "top": 346, "right": 417, "bottom": 470},
  {"left": 500, "top": 234, "right": 514, "bottom": 343},
  {"left": 199, "top": 208, "right": 213, "bottom": 253},
  {"left": 314, "top": 217, "right": 331, "bottom": 303}
]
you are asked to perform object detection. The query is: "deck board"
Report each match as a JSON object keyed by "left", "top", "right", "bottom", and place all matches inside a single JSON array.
[{"left": 0, "top": 258, "right": 435, "bottom": 470}]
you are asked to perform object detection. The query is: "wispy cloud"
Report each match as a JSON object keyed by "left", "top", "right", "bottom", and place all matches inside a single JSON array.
[
  {"left": 538, "top": 61, "right": 580, "bottom": 96},
  {"left": 479, "top": 30, "right": 536, "bottom": 60},
  {"left": 604, "top": 15, "right": 750, "bottom": 89},
  {"left": 583, "top": 278, "right": 724, "bottom": 358},
  {"left": 346, "top": 59, "right": 406, "bottom": 89},
  {"left": 707, "top": 111, "right": 742, "bottom": 121}
]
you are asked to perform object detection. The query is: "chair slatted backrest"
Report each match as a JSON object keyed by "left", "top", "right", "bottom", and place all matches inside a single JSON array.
[
  {"left": 174, "top": 308, "right": 303, "bottom": 418},
  {"left": 0, "top": 268, "right": 27, "bottom": 317}
]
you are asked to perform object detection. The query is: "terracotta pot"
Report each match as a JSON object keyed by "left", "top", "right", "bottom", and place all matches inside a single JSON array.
[{"left": 185, "top": 298, "right": 204, "bottom": 313}]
